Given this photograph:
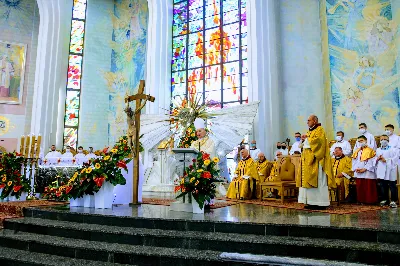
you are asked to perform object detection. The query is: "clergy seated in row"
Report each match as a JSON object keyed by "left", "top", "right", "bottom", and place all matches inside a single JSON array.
[
  {"left": 263, "top": 155, "right": 296, "bottom": 198},
  {"left": 332, "top": 147, "right": 353, "bottom": 201},
  {"left": 352, "top": 135, "right": 377, "bottom": 204},
  {"left": 44, "top": 145, "right": 62, "bottom": 159},
  {"left": 249, "top": 140, "right": 261, "bottom": 160},
  {"left": 226, "top": 148, "right": 259, "bottom": 200},
  {"left": 190, "top": 118, "right": 216, "bottom": 158},
  {"left": 275, "top": 142, "right": 288, "bottom": 160},
  {"left": 330, "top": 131, "right": 352, "bottom": 157},
  {"left": 255, "top": 153, "right": 273, "bottom": 198},
  {"left": 289, "top": 132, "right": 302, "bottom": 155}
]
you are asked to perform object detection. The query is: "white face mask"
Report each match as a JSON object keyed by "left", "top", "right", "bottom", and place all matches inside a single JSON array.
[
  {"left": 359, "top": 142, "right": 367, "bottom": 147},
  {"left": 78, "top": 150, "right": 83, "bottom": 153},
  {"left": 335, "top": 136, "right": 343, "bottom": 142},
  {"left": 66, "top": 149, "right": 70, "bottom": 152},
  {"left": 385, "top": 130, "right": 393, "bottom": 136},
  {"left": 380, "top": 140, "right": 389, "bottom": 147},
  {"left": 359, "top": 128, "right": 366, "bottom": 134}
]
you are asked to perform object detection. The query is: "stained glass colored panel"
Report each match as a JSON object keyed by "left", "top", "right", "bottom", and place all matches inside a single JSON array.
[
  {"left": 172, "top": 71, "right": 186, "bottom": 84},
  {"left": 63, "top": 128, "right": 78, "bottom": 149},
  {"left": 205, "top": 90, "right": 221, "bottom": 103},
  {"left": 221, "top": 88, "right": 240, "bottom": 102},
  {"left": 69, "top": 20, "right": 85, "bottom": 54},
  {"left": 173, "top": 2, "right": 188, "bottom": 36},
  {"left": 241, "top": 59, "right": 248, "bottom": 73},
  {"left": 72, "top": 0, "right": 87, "bottom": 20},
  {"left": 67, "top": 55, "right": 83, "bottom": 90},
  {"left": 64, "top": 91, "right": 80, "bottom": 127}
]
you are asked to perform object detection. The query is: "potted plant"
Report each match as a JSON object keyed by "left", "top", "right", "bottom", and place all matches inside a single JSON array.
[
  {"left": 175, "top": 152, "right": 221, "bottom": 213},
  {"left": 0, "top": 152, "right": 30, "bottom": 201}
]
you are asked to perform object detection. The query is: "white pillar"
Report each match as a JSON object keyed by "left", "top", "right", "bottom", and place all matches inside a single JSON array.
[
  {"left": 247, "top": 0, "right": 282, "bottom": 160},
  {"left": 31, "top": 0, "right": 71, "bottom": 151}
]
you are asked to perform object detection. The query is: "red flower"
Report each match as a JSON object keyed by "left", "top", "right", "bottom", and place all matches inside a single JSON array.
[
  {"left": 0, "top": 184, "right": 5, "bottom": 189},
  {"left": 116, "top": 160, "right": 127, "bottom": 169},
  {"left": 44, "top": 187, "right": 49, "bottom": 192},
  {"left": 13, "top": 185, "right": 22, "bottom": 193},
  {"left": 202, "top": 171, "right": 212, "bottom": 179},
  {"left": 103, "top": 147, "right": 109, "bottom": 153},
  {"left": 192, "top": 159, "right": 196, "bottom": 163},
  {"left": 202, "top": 153, "right": 210, "bottom": 161},
  {"left": 94, "top": 177, "right": 105, "bottom": 187},
  {"left": 189, "top": 165, "right": 193, "bottom": 169},
  {"left": 55, "top": 191, "right": 62, "bottom": 197},
  {"left": 65, "top": 186, "right": 72, "bottom": 194}
]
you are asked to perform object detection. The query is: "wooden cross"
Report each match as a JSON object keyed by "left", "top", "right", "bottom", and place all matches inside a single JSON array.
[{"left": 125, "top": 80, "right": 155, "bottom": 205}]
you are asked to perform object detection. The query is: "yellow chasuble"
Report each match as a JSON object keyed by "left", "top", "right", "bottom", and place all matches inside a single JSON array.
[
  {"left": 331, "top": 156, "right": 353, "bottom": 199},
  {"left": 255, "top": 159, "right": 272, "bottom": 198},
  {"left": 299, "top": 124, "right": 336, "bottom": 189},
  {"left": 226, "top": 157, "right": 259, "bottom": 199}
]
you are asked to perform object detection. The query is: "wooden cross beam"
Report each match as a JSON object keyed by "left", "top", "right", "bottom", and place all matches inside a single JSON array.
[{"left": 125, "top": 80, "right": 155, "bottom": 205}]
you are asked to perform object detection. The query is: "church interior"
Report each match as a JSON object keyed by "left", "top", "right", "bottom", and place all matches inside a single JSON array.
[{"left": 1, "top": 0, "right": 400, "bottom": 265}]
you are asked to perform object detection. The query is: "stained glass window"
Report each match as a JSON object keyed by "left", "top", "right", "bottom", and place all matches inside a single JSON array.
[
  {"left": 63, "top": 0, "right": 87, "bottom": 149},
  {"left": 172, "top": 0, "right": 248, "bottom": 108}
]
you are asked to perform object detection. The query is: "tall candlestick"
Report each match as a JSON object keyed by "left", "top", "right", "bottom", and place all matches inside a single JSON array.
[
  {"left": 35, "top": 135, "right": 42, "bottom": 159},
  {"left": 30, "top": 135, "right": 36, "bottom": 158},
  {"left": 25, "top": 135, "right": 31, "bottom": 158},
  {"left": 20, "top": 135, "right": 25, "bottom": 155}
]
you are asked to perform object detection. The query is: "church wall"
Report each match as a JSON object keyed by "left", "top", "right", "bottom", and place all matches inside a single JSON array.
[
  {"left": 279, "top": 0, "right": 326, "bottom": 143},
  {"left": 0, "top": 0, "right": 40, "bottom": 152},
  {"left": 78, "top": 0, "right": 114, "bottom": 150}
]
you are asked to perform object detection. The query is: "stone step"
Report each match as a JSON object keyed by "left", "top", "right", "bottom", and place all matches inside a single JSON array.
[
  {"left": 0, "top": 246, "right": 129, "bottom": 266},
  {"left": 3, "top": 217, "right": 399, "bottom": 265},
  {"left": 25, "top": 207, "right": 400, "bottom": 244},
  {"left": 0, "top": 230, "right": 367, "bottom": 266}
]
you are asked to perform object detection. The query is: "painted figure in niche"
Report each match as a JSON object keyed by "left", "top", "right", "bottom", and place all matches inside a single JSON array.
[
  {"left": 368, "top": 17, "right": 393, "bottom": 56},
  {"left": 343, "top": 85, "right": 372, "bottom": 120},
  {"left": 0, "top": 54, "right": 14, "bottom": 97},
  {"left": 353, "top": 56, "right": 376, "bottom": 91}
]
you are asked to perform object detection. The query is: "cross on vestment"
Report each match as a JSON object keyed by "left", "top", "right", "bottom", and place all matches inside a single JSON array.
[{"left": 124, "top": 80, "right": 155, "bottom": 204}]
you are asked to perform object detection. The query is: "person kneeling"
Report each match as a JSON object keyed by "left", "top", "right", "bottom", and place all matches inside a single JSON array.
[{"left": 226, "top": 148, "right": 258, "bottom": 200}]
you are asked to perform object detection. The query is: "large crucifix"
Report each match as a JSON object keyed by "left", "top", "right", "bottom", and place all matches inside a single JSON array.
[{"left": 124, "top": 80, "right": 155, "bottom": 204}]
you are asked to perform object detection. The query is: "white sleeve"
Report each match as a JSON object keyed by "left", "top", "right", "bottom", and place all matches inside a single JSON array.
[
  {"left": 370, "top": 135, "right": 377, "bottom": 150},
  {"left": 343, "top": 142, "right": 352, "bottom": 156}
]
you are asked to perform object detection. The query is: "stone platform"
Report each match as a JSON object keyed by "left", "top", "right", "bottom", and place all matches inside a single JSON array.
[{"left": 0, "top": 202, "right": 400, "bottom": 265}]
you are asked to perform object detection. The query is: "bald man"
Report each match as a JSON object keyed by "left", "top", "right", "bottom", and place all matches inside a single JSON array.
[
  {"left": 226, "top": 148, "right": 259, "bottom": 200},
  {"left": 298, "top": 115, "right": 335, "bottom": 209}
]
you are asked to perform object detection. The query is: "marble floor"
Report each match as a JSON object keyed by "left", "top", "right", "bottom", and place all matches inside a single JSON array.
[{"left": 48, "top": 191, "right": 400, "bottom": 232}]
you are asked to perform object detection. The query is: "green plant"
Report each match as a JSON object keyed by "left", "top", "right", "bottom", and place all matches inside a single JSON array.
[{"left": 0, "top": 152, "right": 30, "bottom": 199}]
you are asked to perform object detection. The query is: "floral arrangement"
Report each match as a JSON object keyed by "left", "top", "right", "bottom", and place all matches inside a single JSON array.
[
  {"left": 178, "top": 124, "right": 198, "bottom": 148},
  {"left": 44, "top": 136, "right": 132, "bottom": 200},
  {"left": 0, "top": 152, "right": 30, "bottom": 199},
  {"left": 175, "top": 152, "right": 221, "bottom": 209}
]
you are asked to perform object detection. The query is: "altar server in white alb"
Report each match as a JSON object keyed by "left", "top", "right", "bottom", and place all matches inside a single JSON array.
[
  {"left": 45, "top": 145, "right": 62, "bottom": 159},
  {"left": 384, "top": 124, "right": 400, "bottom": 151},
  {"left": 353, "top": 123, "right": 376, "bottom": 151},
  {"left": 190, "top": 118, "right": 216, "bottom": 158},
  {"left": 62, "top": 146, "right": 74, "bottom": 158},
  {"left": 375, "top": 135, "right": 398, "bottom": 208},
  {"left": 330, "top": 131, "right": 352, "bottom": 157},
  {"left": 74, "top": 146, "right": 88, "bottom": 164},
  {"left": 85, "top": 147, "right": 97, "bottom": 160},
  {"left": 289, "top": 132, "right": 302, "bottom": 155},
  {"left": 249, "top": 140, "right": 261, "bottom": 160}
]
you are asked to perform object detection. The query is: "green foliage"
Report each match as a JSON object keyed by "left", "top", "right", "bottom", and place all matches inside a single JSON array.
[{"left": 0, "top": 152, "right": 30, "bottom": 199}]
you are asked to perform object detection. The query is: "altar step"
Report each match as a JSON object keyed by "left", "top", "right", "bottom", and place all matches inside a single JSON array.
[{"left": 0, "top": 208, "right": 398, "bottom": 265}]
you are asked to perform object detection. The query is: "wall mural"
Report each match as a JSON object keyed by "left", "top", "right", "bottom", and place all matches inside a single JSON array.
[
  {"left": 326, "top": 0, "right": 400, "bottom": 136},
  {"left": 103, "top": 0, "right": 148, "bottom": 145},
  {"left": 0, "top": 0, "right": 37, "bottom": 36},
  {"left": 0, "top": 41, "right": 26, "bottom": 104}
]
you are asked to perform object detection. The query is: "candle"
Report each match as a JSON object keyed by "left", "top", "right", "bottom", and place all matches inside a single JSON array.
[
  {"left": 25, "top": 135, "right": 31, "bottom": 158},
  {"left": 35, "top": 135, "right": 42, "bottom": 159},
  {"left": 20, "top": 135, "right": 25, "bottom": 155},
  {"left": 30, "top": 135, "right": 36, "bottom": 158}
]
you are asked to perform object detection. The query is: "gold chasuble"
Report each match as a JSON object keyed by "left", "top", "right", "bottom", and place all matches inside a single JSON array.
[
  {"left": 299, "top": 124, "right": 335, "bottom": 189},
  {"left": 226, "top": 157, "right": 259, "bottom": 199},
  {"left": 331, "top": 156, "right": 352, "bottom": 199},
  {"left": 255, "top": 159, "right": 272, "bottom": 198}
]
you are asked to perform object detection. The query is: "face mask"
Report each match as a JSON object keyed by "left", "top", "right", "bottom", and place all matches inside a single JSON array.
[
  {"left": 380, "top": 140, "right": 389, "bottom": 147},
  {"left": 66, "top": 149, "right": 70, "bottom": 152},
  {"left": 78, "top": 150, "right": 83, "bottom": 153},
  {"left": 277, "top": 146, "right": 282, "bottom": 149},
  {"left": 335, "top": 136, "right": 343, "bottom": 142},
  {"left": 359, "top": 142, "right": 366, "bottom": 147},
  {"left": 282, "top": 146, "right": 287, "bottom": 150},
  {"left": 250, "top": 144, "right": 256, "bottom": 148},
  {"left": 359, "top": 128, "right": 366, "bottom": 134},
  {"left": 335, "top": 156, "right": 342, "bottom": 159},
  {"left": 385, "top": 130, "right": 393, "bottom": 136},
  {"left": 295, "top": 137, "right": 301, "bottom": 142}
]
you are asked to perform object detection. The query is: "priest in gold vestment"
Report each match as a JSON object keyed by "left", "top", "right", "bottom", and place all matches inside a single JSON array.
[
  {"left": 227, "top": 148, "right": 259, "bottom": 199},
  {"left": 298, "top": 115, "right": 335, "bottom": 209},
  {"left": 256, "top": 152, "right": 271, "bottom": 198},
  {"left": 332, "top": 146, "right": 353, "bottom": 200}
]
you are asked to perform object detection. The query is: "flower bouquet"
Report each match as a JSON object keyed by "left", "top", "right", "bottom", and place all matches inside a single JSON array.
[
  {"left": 175, "top": 152, "right": 221, "bottom": 211},
  {"left": 0, "top": 152, "right": 30, "bottom": 200}
]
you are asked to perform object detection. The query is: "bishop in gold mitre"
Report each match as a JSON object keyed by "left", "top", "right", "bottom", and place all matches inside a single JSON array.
[
  {"left": 331, "top": 146, "right": 353, "bottom": 201},
  {"left": 256, "top": 152, "right": 271, "bottom": 198},
  {"left": 298, "top": 115, "right": 335, "bottom": 209},
  {"left": 226, "top": 148, "right": 259, "bottom": 200}
]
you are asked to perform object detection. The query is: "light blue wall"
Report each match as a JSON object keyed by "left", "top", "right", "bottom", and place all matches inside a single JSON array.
[{"left": 279, "top": 0, "right": 325, "bottom": 142}]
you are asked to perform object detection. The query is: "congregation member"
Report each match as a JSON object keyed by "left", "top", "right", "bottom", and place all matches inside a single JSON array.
[
  {"left": 289, "top": 132, "right": 302, "bottom": 155},
  {"left": 385, "top": 124, "right": 400, "bottom": 150},
  {"left": 75, "top": 146, "right": 86, "bottom": 159},
  {"left": 44, "top": 144, "right": 61, "bottom": 159},
  {"left": 298, "top": 115, "right": 335, "bottom": 209},
  {"left": 353, "top": 123, "right": 376, "bottom": 151},
  {"left": 190, "top": 118, "right": 216, "bottom": 158},
  {"left": 226, "top": 148, "right": 258, "bottom": 200},
  {"left": 375, "top": 135, "right": 398, "bottom": 208},
  {"left": 85, "top": 147, "right": 97, "bottom": 160},
  {"left": 249, "top": 140, "right": 261, "bottom": 160},
  {"left": 330, "top": 131, "right": 352, "bottom": 157},
  {"left": 352, "top": 135, "right": 377, "bottom": 204},
  {"left": 62, "top": 146, "right": 74, "bottom": 158},
  {"left": 332, "top": 147, "right": 353, "bottom": 201},
  {"left": 275, "top": 142, "right": 288, "bottom": 160}
]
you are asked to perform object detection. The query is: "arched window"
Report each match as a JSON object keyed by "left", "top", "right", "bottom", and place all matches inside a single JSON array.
[
  {"left": 63, "top": 0, "right": 88, "bottom": 149},
  {"left": 172, "top": 0, "right": 248, "bottom": 108}
]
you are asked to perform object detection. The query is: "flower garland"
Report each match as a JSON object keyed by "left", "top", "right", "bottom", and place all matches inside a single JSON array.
[
  {"left": 175, "top": 152, "right": 222, "bottom": 209},
  {"left": 0, "top": 152, "right": 30, "bottom": 199}
]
